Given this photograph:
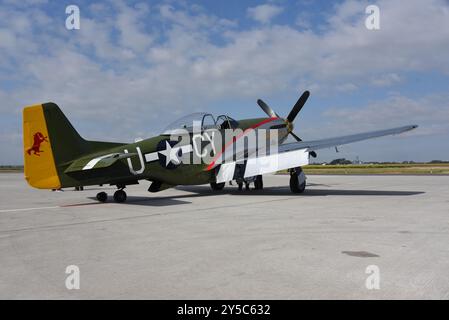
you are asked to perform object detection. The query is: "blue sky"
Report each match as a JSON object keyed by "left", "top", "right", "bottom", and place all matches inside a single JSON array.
[{"left": 1, "top": 0, "right": 449, "bottom": 164}]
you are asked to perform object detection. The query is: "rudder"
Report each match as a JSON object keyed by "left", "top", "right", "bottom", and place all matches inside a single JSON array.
[{"left": 23, "top": 104, "right": 62, "bottom": 189}]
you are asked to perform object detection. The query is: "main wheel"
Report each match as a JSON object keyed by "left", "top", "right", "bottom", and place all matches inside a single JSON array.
[
  {"left": 113, "top": 189, "right": 127, "bottom": 203},
  {"left": 96, "top": 191, "right": 107, "bottom": 202},
  {"left": 210, "top": 182, "right": 225, "bottom": 191},
  {"left": 254, "top": 175, "right": 263, "bottom": 190},
  {"left": 289, "top": 169, "right": 306, "bottom": 193}
]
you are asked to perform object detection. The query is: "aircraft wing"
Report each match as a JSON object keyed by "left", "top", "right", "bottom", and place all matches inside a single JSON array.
[
  {"left": 214, "top": 124, "right": 417, "bottom": 183},
  {"left": 278, "top": 124, "right": 418, "bottom": 153}
]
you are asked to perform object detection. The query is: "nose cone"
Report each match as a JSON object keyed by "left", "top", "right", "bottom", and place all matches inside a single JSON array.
[{"left": 278, "top": 119, "right": 290, "bottom": 142}]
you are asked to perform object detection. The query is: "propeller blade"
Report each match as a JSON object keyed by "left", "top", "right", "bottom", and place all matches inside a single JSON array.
[
  {"left": 257, "top": 99, "right": 279, "bottom": 118},
  {"left": 289, "top": 131, "right": 302, "bottom": 141},
  {"left": 286, "top": 90, "right": 310, "bottom": 123}
]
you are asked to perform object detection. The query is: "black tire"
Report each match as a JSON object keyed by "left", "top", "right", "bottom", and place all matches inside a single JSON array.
[
  {"left": 289, "top": 174, "right": 306, "bottom": 193},
  {"left": 113, "top": 190, "right": 127, "bottom": 203},
  {"left": 254, "top": 175, "right": 263, "bottom": 190},
  {"left": 96, "top": 191, "right": 107, "bottom": 202},
  {"left": 210, "top": 182, "right": 225, "bottom": 191}
]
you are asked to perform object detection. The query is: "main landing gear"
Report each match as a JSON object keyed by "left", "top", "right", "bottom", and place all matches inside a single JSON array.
[
  {"left": 96, "top": 191, "right": 107, "bottom": 202},
  {"left": 215, "top": 175, "right": 263, "bottom": 191},
  {"left": 210, "top": 182, "right": 226, "bottom": 191},
  {"left": 254, "top": 175, "right": 263, "bottom": 190},
  {"left": 289, "top": 167, "right": 306, "bottom": 193},
  {"left": 95, "top": 188, "right": 128, "bottom": 203},
  {"left": 113, "top": 189, "right": 127, "bottom": 203}
]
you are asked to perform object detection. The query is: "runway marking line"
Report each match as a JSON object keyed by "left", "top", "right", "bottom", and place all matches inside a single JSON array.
[
  {"left": 0, "top": 206, "right": 60, "bottom": 213},
  {"left": 0, "top": 202, "right": 105, "bottom": 213},
  {"left": 60, "top": 202, "right": 104, "bottom": 207}
]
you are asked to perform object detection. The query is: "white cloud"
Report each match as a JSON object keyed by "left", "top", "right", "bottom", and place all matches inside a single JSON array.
[
  {"left": 322, "top": 93, "right": 449, "bottom": 136},
  {"left": 115, "top": 2, "right": 153, "bottom": 53},
  {"left": 295, "top": 12, "right": 312, "bottom": 29},
  {"left": 0, "top": 29, "right": 16, "bottom": 49},
  {"left": 335, "top": 83, "right": 358, "bottom": 92},
  {"left": 160, "top": 4, "right": 236, "bottom": 31},
  {"left": 3, "top": 0, "right": 47, "bottom": 6},
  {"left": 247, "top": 4, "right": 284, "bottom": 24},
  {"left": 371, "top": 73, "right": 402, "bottom": 87}
]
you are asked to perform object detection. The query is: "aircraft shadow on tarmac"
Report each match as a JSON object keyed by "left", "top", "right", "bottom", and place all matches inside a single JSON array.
[
  {"left": 175, "top": 185, "right": 425, "bottom": 197},
  {"left": 87, "top": 196, "right": 191, "bottom": 207},
  {"left": 87, "top": 184, "right": 424, "bottom": 206}
]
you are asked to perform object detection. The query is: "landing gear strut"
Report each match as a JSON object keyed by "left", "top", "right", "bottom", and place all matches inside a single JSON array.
[
  {"left": 254, "top": 175, "right": 263, "bottom": 190},
  {"left": 113, "top": 189, "right": 127, "bottom": 203},
  {"left": 289, "top": 167, "right": 306, "bottom": 193}
]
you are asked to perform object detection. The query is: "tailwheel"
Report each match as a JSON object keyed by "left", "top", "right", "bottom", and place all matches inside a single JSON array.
[
  {"left": 210, "top": 182, "right": 225, "bottom": 191},
  {"left": 96, "top": 191, "right": 108, "bottom": 202},
  {"left": 289, "top": 167, "right": 306, "bottom": 193},
  {"left": 113, "top": 189, "right": 127, "bottom": 203},
  {"left": 254, "top": 175, "right": 263, "bottom": 190}
]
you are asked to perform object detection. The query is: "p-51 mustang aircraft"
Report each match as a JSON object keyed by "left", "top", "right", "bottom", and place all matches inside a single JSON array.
[{"left": 23, "top": 91, "right": 417, "bottom": 203}]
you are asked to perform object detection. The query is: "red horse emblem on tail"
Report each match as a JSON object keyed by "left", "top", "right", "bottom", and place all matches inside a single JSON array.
[{"left": 27, "top": 132, "right": 48, "bottom": 156}]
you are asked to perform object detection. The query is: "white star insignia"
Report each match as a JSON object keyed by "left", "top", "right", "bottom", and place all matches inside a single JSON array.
[{"left": 158, "top": 141, "right": 182, "bottom": 166}]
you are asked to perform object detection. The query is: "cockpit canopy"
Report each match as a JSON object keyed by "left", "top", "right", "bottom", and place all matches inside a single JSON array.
[{"left": 162, "top": 112, "right": 238, "bottom": 134}]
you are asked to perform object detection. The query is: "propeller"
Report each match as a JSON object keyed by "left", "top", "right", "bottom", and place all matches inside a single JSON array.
[
  {"left": 257, "top": 99, "right": 279, "bottom": 118},
  {"left": 257, "top": 90, "right": 317, "bottom": 158},
  {"left": 287, "top": 90, "right": 310, "bottom": 123},
  {"left": 289, "top": 131, "right": 302, "bottom": 141}
]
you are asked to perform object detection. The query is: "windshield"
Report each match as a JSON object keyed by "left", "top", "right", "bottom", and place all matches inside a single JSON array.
[
  {"left": 162, "top": 112, "right": 216, "bottom": 134},
  {"left": 216, "top": 115, "right": 238, "bottom": 129},
  {"left": 162, "top": 112, "right": 238, "bottom": 134}
]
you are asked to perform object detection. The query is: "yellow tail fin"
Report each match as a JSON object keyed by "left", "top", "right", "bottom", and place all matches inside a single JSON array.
[{"left": 23, "top": 104, "right": 61, "bottom": 189}]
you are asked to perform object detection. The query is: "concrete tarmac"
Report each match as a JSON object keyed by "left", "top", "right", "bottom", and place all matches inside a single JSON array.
[{"left": 0, "top": 173, "right": 448, "bottom": 299}]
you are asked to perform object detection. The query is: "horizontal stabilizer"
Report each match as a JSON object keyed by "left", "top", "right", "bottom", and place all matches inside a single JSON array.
[{"left": 65, "top": 152, "right": 136, "bottom": 173}]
